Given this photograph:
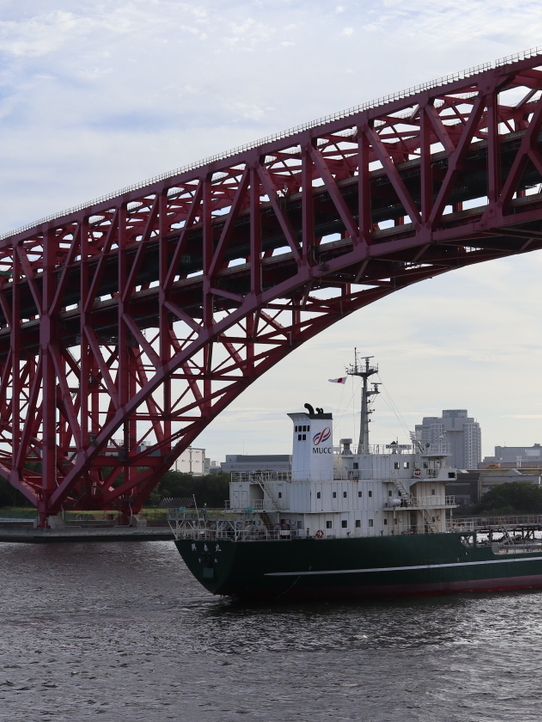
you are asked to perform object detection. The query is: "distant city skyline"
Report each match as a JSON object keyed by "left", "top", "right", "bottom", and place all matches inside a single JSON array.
[
  {"left": 415, "top": 410, "right": 481, "bottom": 470},
  {"left": 1, "top": 3, "right": 542, "bottom": 463}
]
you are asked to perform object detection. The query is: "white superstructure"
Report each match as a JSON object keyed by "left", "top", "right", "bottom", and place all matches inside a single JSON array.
[{"left": 228, "top": 356, "right": 457, "bottom": 540}]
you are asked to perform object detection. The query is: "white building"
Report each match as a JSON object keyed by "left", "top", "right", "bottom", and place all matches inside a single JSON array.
[
  {"left": 415, "top": 409, "right": 481, "bottom": 470},
  {"left": 481, "top": 444, "right": 542, "bottom": 468},
  {"left": 174, "top": 447, "right": 209, "bottom": 476}
]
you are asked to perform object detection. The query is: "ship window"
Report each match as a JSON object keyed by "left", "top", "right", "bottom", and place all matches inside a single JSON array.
[
  {"left": 316, "top": 491, "right": 321, "bottom": 499},
  {"left": 326, "top": 520, "right": 333, "bottom": 529},
  {"left": 431, "top": 488, "right": 435, "bottom": 495},
  {"left": 278, "top": 492, "right": 282, "bottom": 499},
  {"left": 353, "top": 462, "right": 359, "bottom": 470},
  {"left": 355, "top": 519, "right": 361, "bottom": 528},
  {"left": 384, "top": 519, "right": 388, "bottom": 525},
  {"left": 388, "top": 490, "right": 393, "bottom": 497},
  {"left": 302, "top": 434, "right": 306, "bottom": 440},
  {"left": 343, "top": 491, "right": 347, "bottom": 498},
  {"left": 368, "top": 519, "right": 374, "bottom": 527},
  {"left": 394, "top": 462, "right": 400, "bottom": 469},
  {"left": 368, "top": 490, "right": 372, "bottom": 498},
  {"left": 403, "top": 461, "right": 410, "bottom": 469},
  {"left": 341, "top": 520, "right": 347, "bottom": 528},
  {"left": 332, "top": 491, "right": 337, "bottom": 498},
  {"left": 358, "top": 491, "right": 362, "bottom": 497},
  {"left": 298, "top": 434, "right": 302, "bottom": 441},
  {"left": 448, "top": 472, "right": 456, "bottom": 479}
]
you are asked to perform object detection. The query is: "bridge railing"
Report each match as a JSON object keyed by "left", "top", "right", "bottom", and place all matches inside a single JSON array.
[{"left": 2, "top": 46, "right": 541, "bottom": 242}]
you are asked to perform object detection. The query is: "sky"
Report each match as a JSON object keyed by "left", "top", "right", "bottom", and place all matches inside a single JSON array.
[{"left": 1, "top": 1, "right": 542, "bottom": 462}]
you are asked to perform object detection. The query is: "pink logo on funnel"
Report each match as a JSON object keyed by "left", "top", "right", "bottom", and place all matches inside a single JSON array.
[{"left": 313, "top": 427, "right": 331, "bottom": 445}]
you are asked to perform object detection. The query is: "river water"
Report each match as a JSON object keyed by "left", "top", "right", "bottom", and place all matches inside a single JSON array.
[{"left": 0, "top": 540, "right": 540, "bottom": 722}]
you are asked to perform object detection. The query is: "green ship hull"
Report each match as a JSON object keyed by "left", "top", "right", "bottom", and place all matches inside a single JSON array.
[{"left": 175, "top": 533, "right": 542, "bottom": 602}]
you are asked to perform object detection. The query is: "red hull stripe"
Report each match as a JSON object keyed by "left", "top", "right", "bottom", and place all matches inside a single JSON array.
[
  {"left": 280, "top": 575, "right": 542, "bottom": 600},
  {"left": 265, "top": 555, "right": 542, "bottom": 577}
]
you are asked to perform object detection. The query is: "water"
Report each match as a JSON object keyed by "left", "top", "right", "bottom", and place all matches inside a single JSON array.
[{"left": 1, "top": 541, "right": 540, "bottom": 722}]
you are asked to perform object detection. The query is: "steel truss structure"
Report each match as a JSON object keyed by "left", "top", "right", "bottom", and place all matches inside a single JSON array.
[{"left": 2, "top": 52, "right": 542, "bottom": 524}]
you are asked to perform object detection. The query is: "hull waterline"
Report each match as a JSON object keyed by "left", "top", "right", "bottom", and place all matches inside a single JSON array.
[{"left": 175, "top": 533, "right": 542, "bottom": 602}]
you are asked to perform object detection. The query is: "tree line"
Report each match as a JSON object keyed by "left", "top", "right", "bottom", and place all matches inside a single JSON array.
[
  {"left": 470, "top": 481, "right": 542, "bottom": 515},
  {"left": 0, "top": 470, "right": 230, "bottom": 510}
]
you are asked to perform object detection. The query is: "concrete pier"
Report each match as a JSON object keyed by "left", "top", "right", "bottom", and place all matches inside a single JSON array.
[{"left": 0, "top": 521, "right": 174, "bottom": 543}]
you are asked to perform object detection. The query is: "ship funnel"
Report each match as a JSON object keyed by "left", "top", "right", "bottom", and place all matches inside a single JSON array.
[{"left": 288, "top": 407, "right": 334, "bottom": 482}]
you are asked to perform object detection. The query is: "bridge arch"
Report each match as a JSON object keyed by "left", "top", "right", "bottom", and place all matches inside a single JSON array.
[{"left": 1, "top": 51, "right": 542, "bottom": 524}]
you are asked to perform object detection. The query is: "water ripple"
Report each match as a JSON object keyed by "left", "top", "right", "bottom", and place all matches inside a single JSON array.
[{"left": 1, "top": 541, "right": 541, "bottom": 721}]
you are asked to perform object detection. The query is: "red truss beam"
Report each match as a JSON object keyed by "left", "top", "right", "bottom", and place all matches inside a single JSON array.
[{"left": 2, "top": 53, "right": 542, "bottom": 524}]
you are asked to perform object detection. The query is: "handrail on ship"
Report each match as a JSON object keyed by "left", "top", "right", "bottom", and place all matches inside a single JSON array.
[
  {"left": 451, "top": 514, "right": 542, "bottom": 531},
  {"left": 384, "top": 495, "right": 456, "bottom": 510},
  {"left": 230, "top": 471, "right": 292, "bottom": 483},
  {"left": 2, "top": 46, "right": 541, "bottom": 241}
]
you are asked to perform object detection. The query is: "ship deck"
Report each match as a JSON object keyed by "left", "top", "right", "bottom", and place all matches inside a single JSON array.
[{"left": 170, "top": 513, "right": 542, "bottom": 545}]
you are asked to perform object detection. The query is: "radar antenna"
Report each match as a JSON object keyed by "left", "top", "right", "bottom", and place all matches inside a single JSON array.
[{"left": 347, "top": 349, "right": 380, "bottom": 454}]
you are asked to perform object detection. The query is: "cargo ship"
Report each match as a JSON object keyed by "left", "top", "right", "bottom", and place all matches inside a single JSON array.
[{"left": 172, "top": 354, "right": 542, "bottom": 601}]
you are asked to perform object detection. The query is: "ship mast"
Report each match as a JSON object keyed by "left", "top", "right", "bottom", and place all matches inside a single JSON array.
[{"left": 347, "top": 350, "right": 380, "bottom": 454}]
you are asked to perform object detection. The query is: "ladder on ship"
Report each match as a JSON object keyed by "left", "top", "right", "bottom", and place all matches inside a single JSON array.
[
  {"left": 252, "top": 476, "right": 282, "bottom": 534},
  {"left": 259, "top": 510, "right": 275, "bottom": 532},
  {"left": 393, "top": 478, "right": 439, "bottom": 534},
  {"left": 254, "top": 475, "right": 282, "bottom": 511}
]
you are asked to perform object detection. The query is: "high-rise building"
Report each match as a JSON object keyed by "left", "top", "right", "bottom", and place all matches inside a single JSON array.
[{"left": 415, "top": 409, "right": 481, "bottom": 470}]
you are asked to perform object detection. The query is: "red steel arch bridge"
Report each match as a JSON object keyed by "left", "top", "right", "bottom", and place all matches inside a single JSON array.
[{"left": 2, "top": 50, "right": 542, "bottom": 525}]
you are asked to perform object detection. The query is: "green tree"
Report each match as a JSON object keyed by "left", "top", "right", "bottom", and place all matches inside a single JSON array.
[
  {"left": 150, "top": 471, "right": 229, "bottom": 508},
  {"left": 474, "top": 481, "right": 542, "bottom": 515},
  {"left": 0, "top": 469, "right": 231, "bottom": 510}
]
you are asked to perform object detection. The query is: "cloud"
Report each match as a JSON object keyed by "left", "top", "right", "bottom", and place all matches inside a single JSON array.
[{"left": 0, "top": 11, "right": 85, "bottom": 58}]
